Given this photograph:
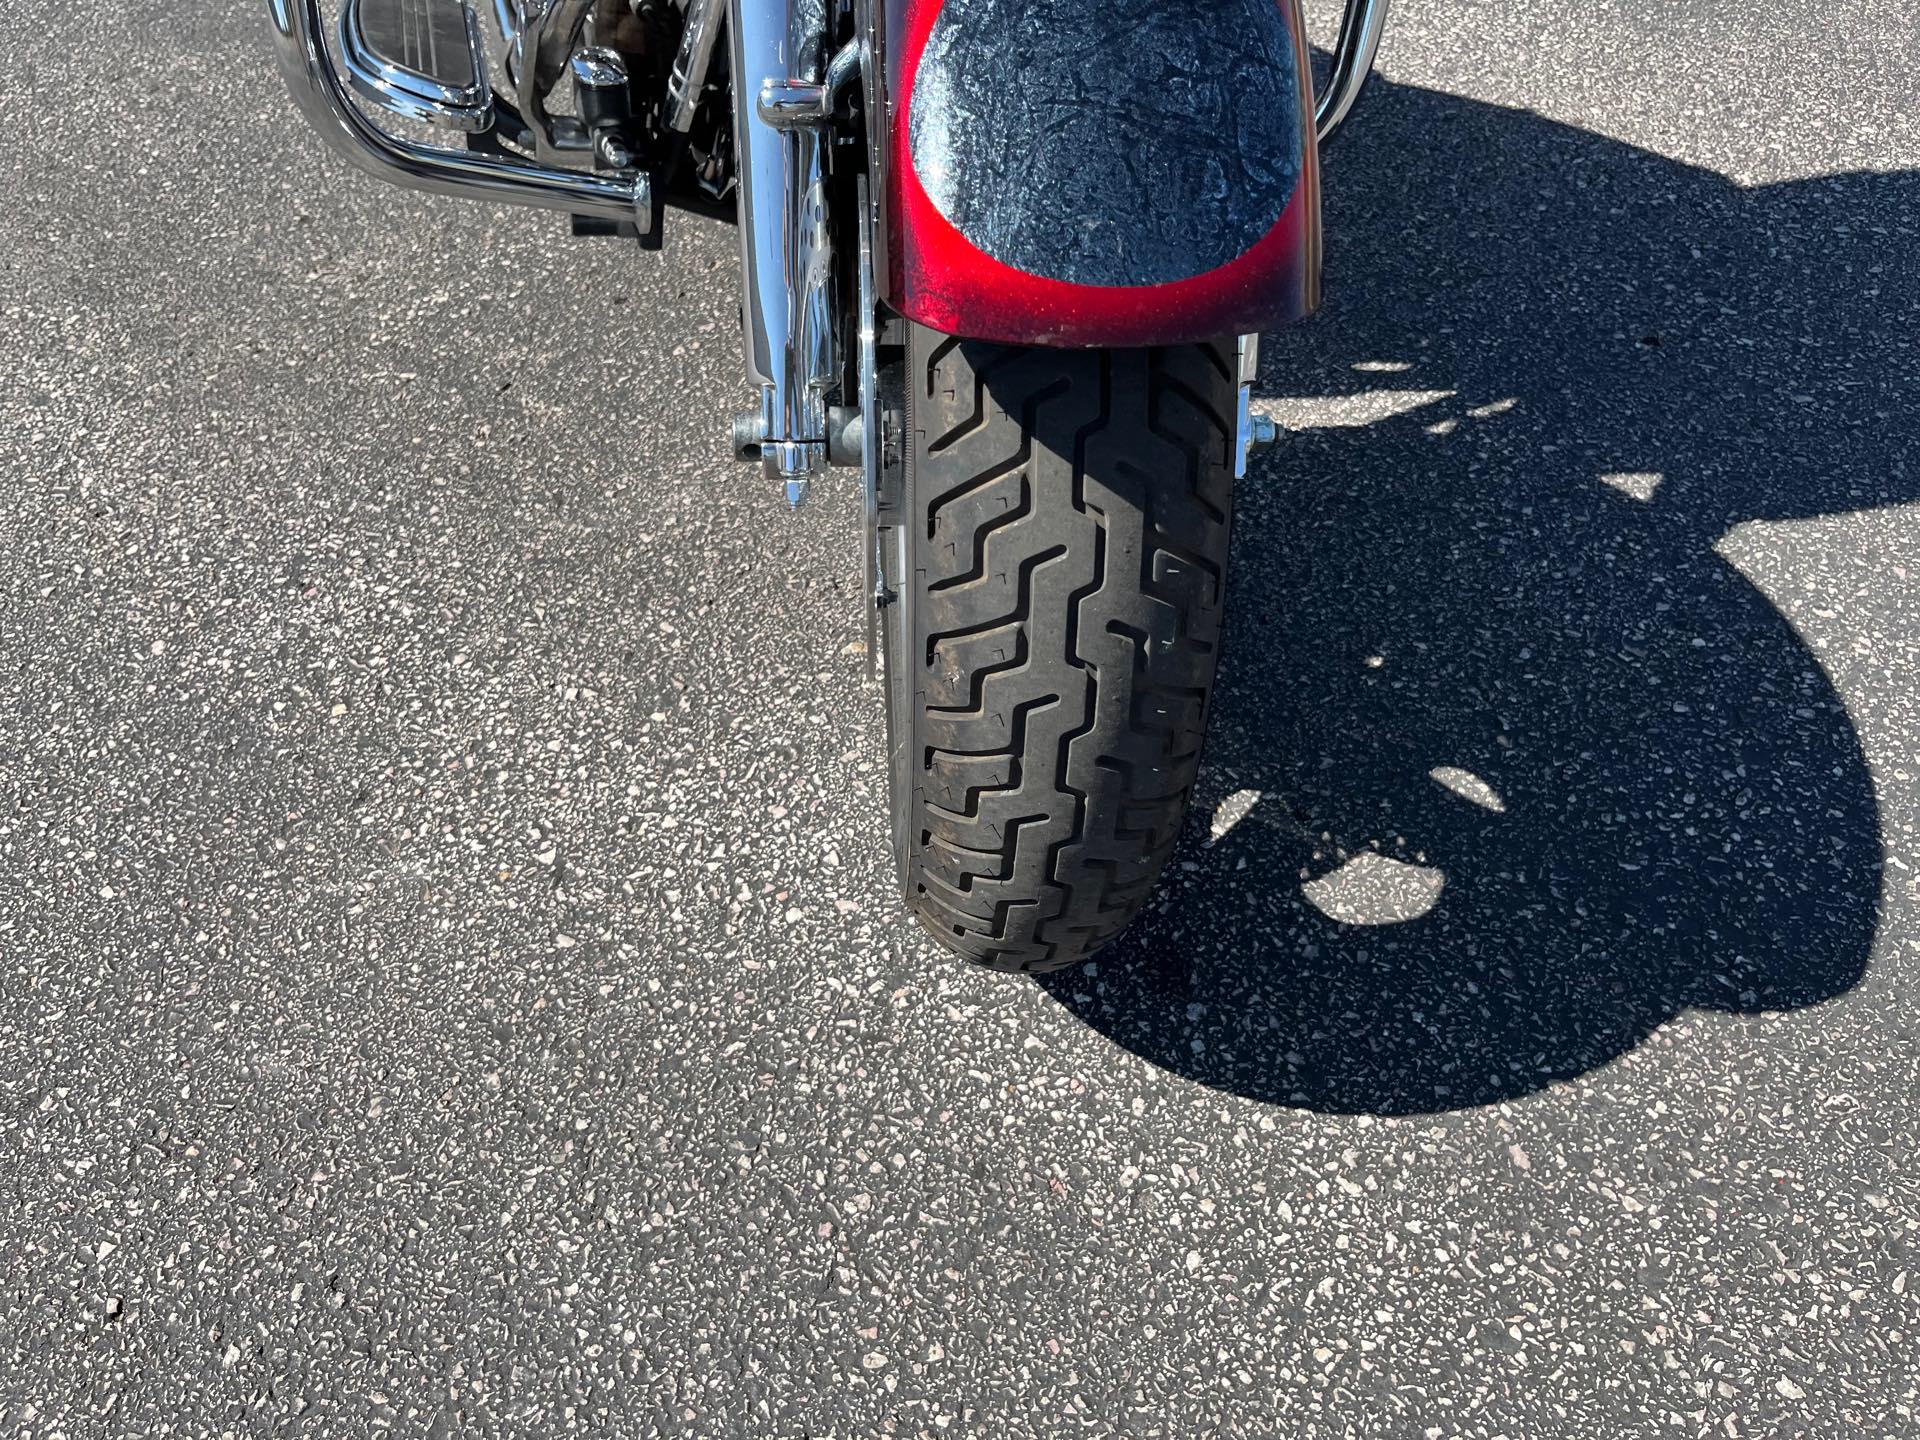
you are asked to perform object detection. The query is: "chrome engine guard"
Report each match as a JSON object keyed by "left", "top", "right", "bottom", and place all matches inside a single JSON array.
[{"left": 265, "top": 0, "right": 651, "bottom": 228}]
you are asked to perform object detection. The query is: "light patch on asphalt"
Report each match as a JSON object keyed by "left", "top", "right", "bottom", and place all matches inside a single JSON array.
[
  {"left": 1208, "top": 787, "right": 1262, "bottom": 844},
  {"left": 1428, "top": 764, "right": 1507, "bottom": 812},
  {"left": 1258, "top": 387, "right": 1455, "bottom": 430},
  {"left": 1600, "top": 470, "right": 1664, "bottom": 501},
  {"left": 1300, "top": 851, "right": 1446, "bottom": 925}
]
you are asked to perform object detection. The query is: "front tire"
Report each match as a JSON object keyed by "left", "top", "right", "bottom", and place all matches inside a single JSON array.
[{"left": 885, "top": 325, "right": 1237, "bottom": 973}]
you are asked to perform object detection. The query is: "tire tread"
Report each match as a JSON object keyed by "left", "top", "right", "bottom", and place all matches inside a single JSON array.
[{"left": 901, "top": 328, "right": 1236, "bottom": 973}]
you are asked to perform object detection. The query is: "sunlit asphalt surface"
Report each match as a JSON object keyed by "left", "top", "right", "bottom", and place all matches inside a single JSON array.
[{"left": 2, "top": 0, "right": 1918, "bottom": 1433}]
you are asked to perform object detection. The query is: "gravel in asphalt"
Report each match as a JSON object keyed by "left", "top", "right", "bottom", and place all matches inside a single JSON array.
[{"left": 1, "top": 0, "right": 1918, "bottom": 1434}]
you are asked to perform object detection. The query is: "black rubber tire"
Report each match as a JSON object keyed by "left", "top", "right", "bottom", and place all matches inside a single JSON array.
[{"left": 890, "top": 324, "right": 1237, "bottom": 973}]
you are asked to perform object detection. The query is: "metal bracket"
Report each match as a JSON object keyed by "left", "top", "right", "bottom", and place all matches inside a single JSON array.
[
  {"left": 756, "top": 38, "right": 865, "bottom": 130},
  {"left": 1235, "top": 333, "right": 1280, "bottom": 478}
]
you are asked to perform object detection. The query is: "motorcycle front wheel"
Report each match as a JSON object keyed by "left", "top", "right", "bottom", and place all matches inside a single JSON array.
[{"left": 880, "top": 324, "right": 1238, "bottom": 973}]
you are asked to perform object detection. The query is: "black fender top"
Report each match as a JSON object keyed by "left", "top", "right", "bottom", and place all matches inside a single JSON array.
[{"left": 905, "top": 0, "right": 1307, "bottom": 288}]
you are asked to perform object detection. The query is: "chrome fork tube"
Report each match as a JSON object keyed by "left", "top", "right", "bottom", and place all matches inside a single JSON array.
[{"left": 730, "top": 0, "right": 835, "bottom": 488}]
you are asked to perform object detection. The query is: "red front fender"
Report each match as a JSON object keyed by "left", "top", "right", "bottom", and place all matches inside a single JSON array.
[{"left": 878, "top": 0, "right": 1321, "bottom": 347}]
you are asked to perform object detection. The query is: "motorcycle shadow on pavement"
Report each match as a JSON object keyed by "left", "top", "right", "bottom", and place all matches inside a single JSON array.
[{"left": 1038, "top": 78, "right": 1920, "bottom": 1114}]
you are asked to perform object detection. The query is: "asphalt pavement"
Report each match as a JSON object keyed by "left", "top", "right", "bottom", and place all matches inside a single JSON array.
[{"left": 2, "top": 0, "right": 1918, "bottom": 1434}]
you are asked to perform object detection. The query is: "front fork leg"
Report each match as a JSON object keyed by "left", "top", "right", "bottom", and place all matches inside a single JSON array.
[{"left": 728, "top": 0, "right": 841, "bottom": 500}]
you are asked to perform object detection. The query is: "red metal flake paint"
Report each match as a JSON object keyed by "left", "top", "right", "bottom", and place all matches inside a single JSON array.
[{"left": 883, "top": 0, "right": 1322, "bottom": 347}]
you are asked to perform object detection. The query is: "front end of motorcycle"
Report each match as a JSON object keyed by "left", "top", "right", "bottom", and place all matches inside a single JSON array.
[{"left": 264, "top": 0, "right": 1389, "bottom": 972}]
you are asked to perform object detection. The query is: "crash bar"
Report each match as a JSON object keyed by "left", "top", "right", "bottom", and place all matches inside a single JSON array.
[
  {"left": 1315, "top": 0, "right": 1390, "bottom": 143},
  {"left": 265, "top": 0, "right": 651, "bottom": 228}
]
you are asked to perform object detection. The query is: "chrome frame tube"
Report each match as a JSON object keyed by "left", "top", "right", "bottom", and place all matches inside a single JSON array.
[
  {"left": 267, "top": 0, "right": 650, "bottom": 227},
  {"left": 1315, "top": 0, "right": 1390, "bottom": 143},
  {"left": 667, "top": 0, "right": 726, "bottom": 132},
  {"left": 511, "top": 0, "right": 597, "bottom": 160},
  {"left": 530, "top": 0, "right": 596, "bottom": 87},
  {"left": 729, "top": 0, "right": 836, "bottom": 483}
]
